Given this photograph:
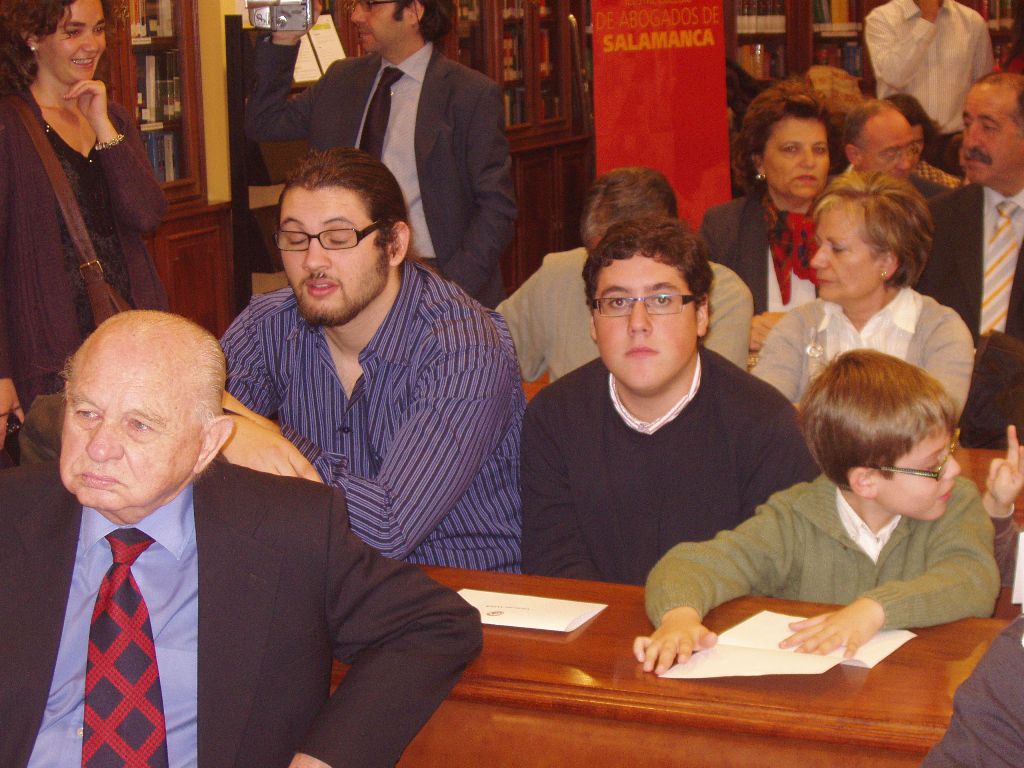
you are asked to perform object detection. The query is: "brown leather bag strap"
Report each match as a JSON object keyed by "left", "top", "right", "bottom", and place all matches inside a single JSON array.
[{"left": 4, "top": 95, "right": 130, "bottom": 319}]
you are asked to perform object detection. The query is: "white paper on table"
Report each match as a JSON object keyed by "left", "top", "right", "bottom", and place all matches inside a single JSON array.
[
  {"left": 660, "top": 610, "right": 916, "bottom": 679},
  {"left": 292, "top": 35, "right": 323, "bottom": 83},
  {"left": 307, "top": 14, "right": 346, "bottom": 70},
  {"left": 458, "top": 589, "right": 606, "bottom": 632},
  {"left": 1012, "top": 531, "right": 1024, "bottom": 605}
]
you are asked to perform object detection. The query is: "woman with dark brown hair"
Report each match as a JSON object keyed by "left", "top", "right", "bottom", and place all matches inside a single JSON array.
[
  {"left": 700, "top": 79, "right": 831, "bottom": 357},
  {"left": 0, "top": 0, "right": 167, "bottom": 440}
]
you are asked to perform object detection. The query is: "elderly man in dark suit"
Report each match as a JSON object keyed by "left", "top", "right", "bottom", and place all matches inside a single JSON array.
[
  {"left": 0, "top": 310, "right": 481, "bottom": 768},
  {"left": 246, "top": 0, "right": 516, "bottom": 307},
  {"left": 917, "top": 72, "right": 1024, "bottom": 343}
]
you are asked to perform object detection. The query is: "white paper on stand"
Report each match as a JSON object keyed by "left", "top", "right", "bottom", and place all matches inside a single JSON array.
[
  {"left": 458, "top": 589, "right": 606, "bottom": 632},
  {"left": 293, "top": 35, "right": 323, "bottom": 83},
  {"left": 308, "top": 14, "right": 346, "bottom": 70}
]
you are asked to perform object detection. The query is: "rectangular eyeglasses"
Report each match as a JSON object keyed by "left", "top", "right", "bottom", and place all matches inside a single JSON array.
[
  {"left": 274, "top": 221, "right": 381, "bottom": 251},
  {"left": 591, "top": 293, "right": 697, "bottom": 317},
  {"left": 870, "top": 428, "right": 960, "bottom": 481}
]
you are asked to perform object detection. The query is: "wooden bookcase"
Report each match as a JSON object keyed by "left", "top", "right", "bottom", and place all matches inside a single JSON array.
[
  {"left": 0, "top": 0, "right": 234, "bottom": 334},
  {"left": 726, "top": 1, "right": 1013, "bottom": 92}
]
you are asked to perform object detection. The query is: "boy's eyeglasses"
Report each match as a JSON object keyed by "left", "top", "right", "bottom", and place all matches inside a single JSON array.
[{"left": 870, "top": 429, "right": 960, "bottom": 481}]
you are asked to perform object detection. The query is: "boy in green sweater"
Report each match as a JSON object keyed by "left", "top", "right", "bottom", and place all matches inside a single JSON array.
[{"left": 635, "top": 349, "right": 1005, "bottom": 675}]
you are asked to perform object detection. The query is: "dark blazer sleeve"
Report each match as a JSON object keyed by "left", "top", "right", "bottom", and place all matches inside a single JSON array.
[
  {"left": 245, "top": 38, "right": 314, "bottom": 142},
  {"left": 418, "top": 56, "right": 516, "bottom": 307},
  {"left": 920, "top": 186, "right": 985, "bottom": 342},
  {"left": 301, "top": 488, "right": 483, "bottom": 766},
  {"left": 0, "top": 464, "right": 81, "bottom": 768},
  {"left": 701, "top": 196, "right": 770, "bottom": 313},
  {"left": 195, "top": 464, "right": 481, "bottom": 768},
  {"left": 922, "top": 617, "right": 1024, "bottom": 767}
]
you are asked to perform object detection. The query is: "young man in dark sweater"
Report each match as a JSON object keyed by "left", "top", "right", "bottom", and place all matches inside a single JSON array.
[{"left": 520, "top": 218, "right": 818, "bottom": 585}]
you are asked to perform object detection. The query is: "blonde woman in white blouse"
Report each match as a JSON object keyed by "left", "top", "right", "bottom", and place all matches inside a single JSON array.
[{"left": 753, "top": 171, "right": 974, "bottom": 415}]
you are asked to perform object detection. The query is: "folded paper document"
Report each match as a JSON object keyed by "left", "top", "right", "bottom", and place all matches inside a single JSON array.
[
  {"left": 660, "top": 610, "right": 915, "bottom": 679},
  {"left": 458, "top": 589, "right": 607, "bottom": 632}
]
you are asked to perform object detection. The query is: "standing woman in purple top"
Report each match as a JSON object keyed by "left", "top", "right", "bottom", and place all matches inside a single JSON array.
[{"left": 0, "top": 0, "right": 167, "bottom": 440}]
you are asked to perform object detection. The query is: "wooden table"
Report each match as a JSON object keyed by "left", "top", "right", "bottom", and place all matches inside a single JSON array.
[{"left": 385, "top": 569, "right": 1008, "bottom": 767}]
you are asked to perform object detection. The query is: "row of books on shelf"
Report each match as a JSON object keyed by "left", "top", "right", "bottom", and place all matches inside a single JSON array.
[
  {"left": 136, "top": 51, "right": 182, "bottom": 124},
  {"left": 737, "top": 42, "right": 786, "bottom": 81},
  {"left": 812, "top": 0, "right": 862, "bottom": 35},
  {"left": 539, "top": 84, "right": 560, "bottom": 121},
  {"left": 129, "top": 0, "right": 173, "bottom": 39},
  {"left": 141, "top": 129, "right": 179, "bottom": 183},
  {"left": 503, "top": 86, "right": 527, "bottom": 126},
  {"left": 736, "top": 1, "right": 785, "bottom": 34},
  {"left": 502, "top": 30, "right": 525, "bottom": 82},
  {"left": 977, "top": 1, "right": 1015, "bottom": 31},
  {"left": 502, "top": 0, "right": 526, "bottom": 21},
  {"left": 814, "top": 40, "right": 863, "bottom": 77}
]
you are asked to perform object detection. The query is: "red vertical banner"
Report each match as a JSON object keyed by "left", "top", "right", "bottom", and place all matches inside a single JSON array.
[{"left": 592, "top": 0, "right": 731, "bottom": 229}]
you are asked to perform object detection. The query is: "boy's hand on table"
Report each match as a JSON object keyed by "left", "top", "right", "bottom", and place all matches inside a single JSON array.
[
  {"left": 633, "top": 606, "right": 718, "bottom": 674},
  {"left": 780, "top": 598, "right": 885, "bottom": 659}
]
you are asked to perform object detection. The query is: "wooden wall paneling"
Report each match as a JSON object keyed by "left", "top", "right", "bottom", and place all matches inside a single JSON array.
[{"left": 147, "top": 203, "right": 233, "bottom": 336}]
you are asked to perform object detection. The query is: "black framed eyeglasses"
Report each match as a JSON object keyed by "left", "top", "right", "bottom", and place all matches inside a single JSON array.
[
  {"left": 591, "top": 293, "right": 697, "bottom": 317},
  {"left": 274, "top": 221, "right": 381, "bottom": 251},
  {"left": 870, "top": 428, "right": 960, "bottom": 481}
]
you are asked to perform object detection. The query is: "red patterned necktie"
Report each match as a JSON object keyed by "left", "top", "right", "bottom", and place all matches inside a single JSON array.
[
  {"left": 82, "top": 528, "right": 168, "bottom": 768},
  {"left": 359, "top": 66, "right": 404, "bottom": 160}
]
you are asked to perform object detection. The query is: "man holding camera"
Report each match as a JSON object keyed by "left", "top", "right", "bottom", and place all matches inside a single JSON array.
[{"left": 246, "top": 0, "right": 516, "bottom": 307}]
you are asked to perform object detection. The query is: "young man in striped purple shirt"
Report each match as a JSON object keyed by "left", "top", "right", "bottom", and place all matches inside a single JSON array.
[{"left": 219, "top": 148, "right": 523, "bottom": 572}]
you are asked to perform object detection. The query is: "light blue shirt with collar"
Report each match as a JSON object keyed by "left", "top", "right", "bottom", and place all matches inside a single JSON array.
[
  {"left": 28, "top": 487, "right": 199, "bottom": 768},
  {"left": 358, "top": 41, "right": 437, "bottom": 260}
]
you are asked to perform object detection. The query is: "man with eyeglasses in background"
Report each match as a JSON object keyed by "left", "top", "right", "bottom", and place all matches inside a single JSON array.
[
  {"left": 219, "top": 148, "right": 524, "bottom": 572},
  {"left": 245, "top": 0, "right": 515, "bottom": 308},
  {"left": 520, "top": 217, "right": 818, "bottom": 585},
  {"left": 844, "top": 99, "right": 947, "bottom": 198}
]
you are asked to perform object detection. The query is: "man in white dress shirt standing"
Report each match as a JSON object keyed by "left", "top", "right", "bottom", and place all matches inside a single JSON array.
[{"left": 866, "top": 0, "right": 992, "bottom": 166}]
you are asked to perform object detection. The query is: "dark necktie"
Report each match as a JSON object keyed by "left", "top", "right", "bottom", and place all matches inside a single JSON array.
[
  {"left": 359, "top": 66, "right": 404, "bottom": 160},
  {"left": 82, "top": 528, "right": 169, "bottom": 768}
]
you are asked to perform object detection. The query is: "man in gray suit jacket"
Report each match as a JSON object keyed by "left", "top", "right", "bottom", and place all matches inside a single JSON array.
[{"left": 246, "top": 0, "right": 516, "bottom": 307}]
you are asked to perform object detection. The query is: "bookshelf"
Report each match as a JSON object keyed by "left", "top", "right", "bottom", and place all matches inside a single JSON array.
[
  {"left": 726, "top": 1, "right": 1015, "bottom": 93},
  {"left": 105, "top": 0, "right": 233, "bottom": 333}
]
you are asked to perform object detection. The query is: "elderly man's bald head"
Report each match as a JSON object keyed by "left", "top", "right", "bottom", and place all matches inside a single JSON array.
[
  {"left": 65, "top": 311, "right": 226, "bottom": 423},
  {"left": 59, "top": 311, "right": 233, "bottom": 525}
]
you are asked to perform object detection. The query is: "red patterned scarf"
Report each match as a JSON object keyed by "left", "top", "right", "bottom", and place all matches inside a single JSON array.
[{"left": 763, "top": 195, "right": 819, "bottom": 305}]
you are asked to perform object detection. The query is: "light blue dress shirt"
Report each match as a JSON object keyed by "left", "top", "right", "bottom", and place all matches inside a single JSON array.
[
  {"left": 28, "top": 487, "right": 199, "bottom": 768},
  {"left": 357, "top": 41, "right": 437, "bottom": 259}
]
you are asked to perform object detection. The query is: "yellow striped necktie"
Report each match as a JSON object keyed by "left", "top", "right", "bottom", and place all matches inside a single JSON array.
[{"left": 982, "top": 199, "right": 1021, "bottom": 335}]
